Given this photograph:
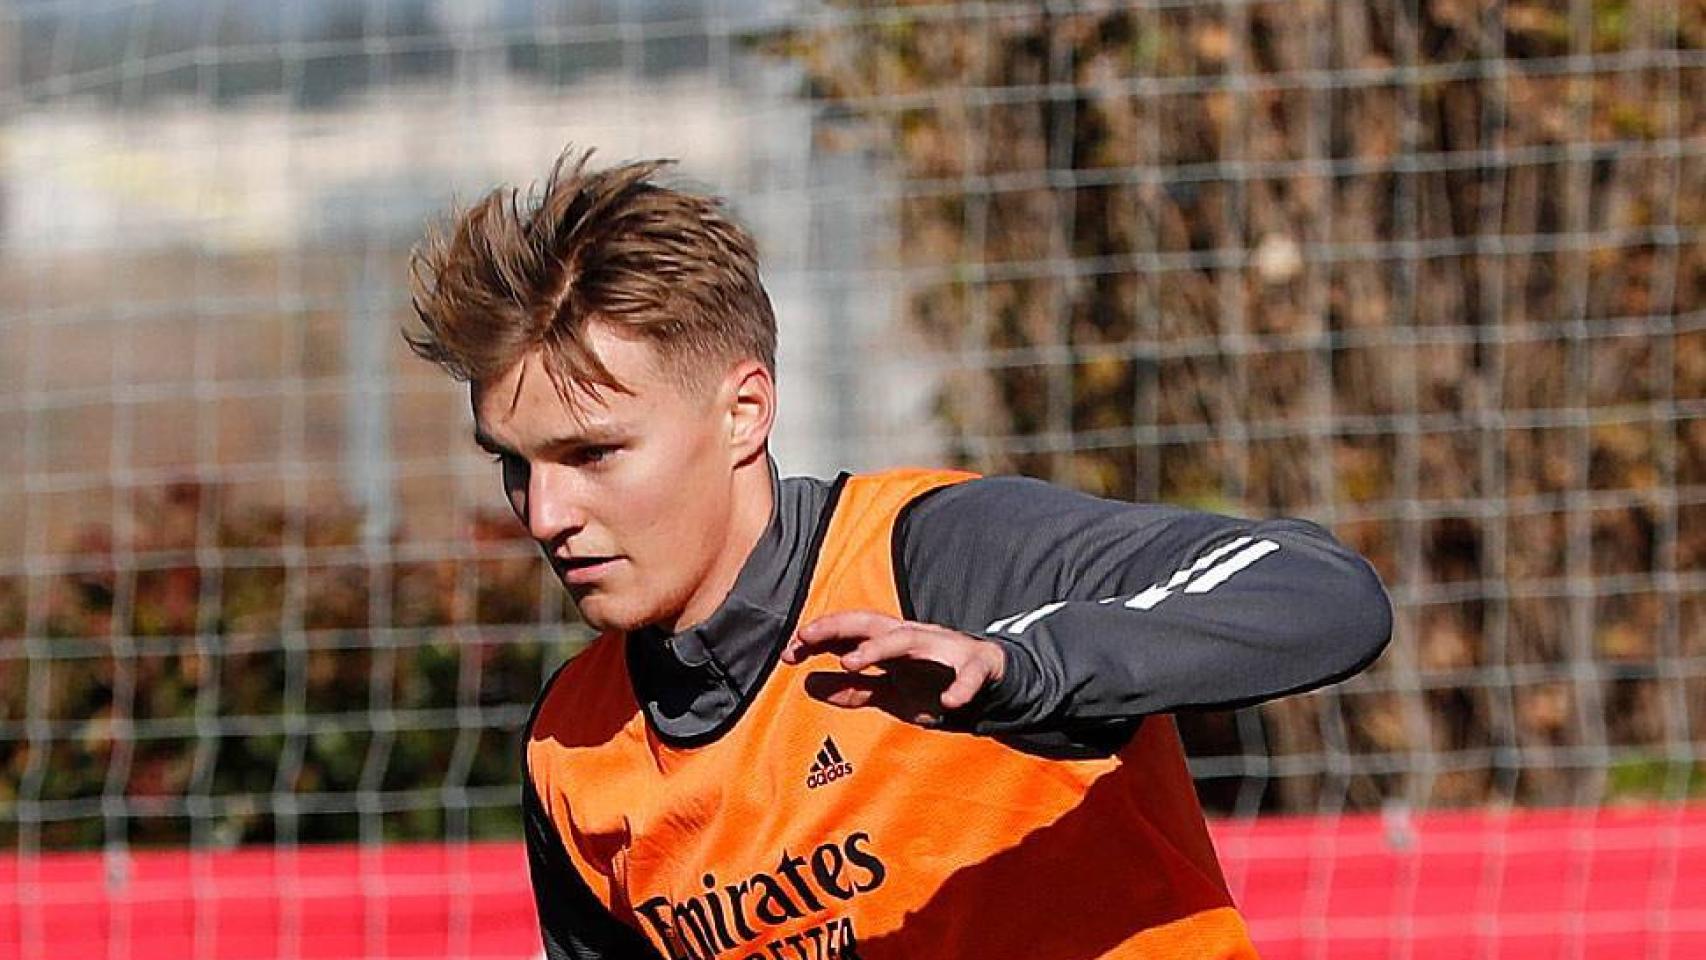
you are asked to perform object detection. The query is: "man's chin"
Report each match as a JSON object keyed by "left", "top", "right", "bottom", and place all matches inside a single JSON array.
[
  {"left": 572, "top": 595, "right": 652, "bottom": 634},
  {"left": 573, "top": 603, "right": 621, "bottom": 633}
]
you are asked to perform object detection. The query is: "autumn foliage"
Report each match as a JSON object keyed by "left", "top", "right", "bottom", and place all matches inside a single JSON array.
[{"left": 767, "top": 1, "right": 1704, "bottom": 810}]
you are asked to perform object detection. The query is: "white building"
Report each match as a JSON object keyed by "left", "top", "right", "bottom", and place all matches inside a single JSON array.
[{"left": 2, "top": 64, "right": 940, "bottom": 549}]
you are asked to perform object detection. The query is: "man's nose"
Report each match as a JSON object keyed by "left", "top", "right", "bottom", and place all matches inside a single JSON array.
[{"left": 526, "top": 466, "right": 588, "bottom": 543}]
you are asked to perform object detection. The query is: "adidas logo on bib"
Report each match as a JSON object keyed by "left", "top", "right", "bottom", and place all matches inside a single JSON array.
[{"left": 805, "top": 736, "right": 853, "bottom": 789}]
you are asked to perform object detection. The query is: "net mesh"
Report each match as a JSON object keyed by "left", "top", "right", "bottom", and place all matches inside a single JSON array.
[{"left": 1, "top": 0, "right": 1701, "bottom": 957}]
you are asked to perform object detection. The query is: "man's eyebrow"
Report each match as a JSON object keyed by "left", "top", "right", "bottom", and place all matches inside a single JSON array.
[
  {"left": 472, "top": 426, "right": 628, "bottom": 456},
  {"left": 539, "top": 425, "right": 630, "bottom": 451}
]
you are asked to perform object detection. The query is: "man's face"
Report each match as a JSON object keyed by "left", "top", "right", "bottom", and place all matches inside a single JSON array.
[{"left": 471, "top": 325, "right": 761, "bottom": 634}]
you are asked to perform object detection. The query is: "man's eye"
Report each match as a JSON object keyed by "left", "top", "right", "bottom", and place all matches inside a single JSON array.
[{"left": 576, "top": 445, "right": 618, "bottom": 466}]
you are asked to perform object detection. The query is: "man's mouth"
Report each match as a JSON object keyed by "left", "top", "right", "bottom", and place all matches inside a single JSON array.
[{"left": 556, "top": 555, "right": 623, "bottom": 584}]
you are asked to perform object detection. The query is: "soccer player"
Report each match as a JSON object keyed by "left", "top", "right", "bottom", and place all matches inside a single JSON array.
[{"left": 406, "top": 151, "right": 1392, "bottom": 960}]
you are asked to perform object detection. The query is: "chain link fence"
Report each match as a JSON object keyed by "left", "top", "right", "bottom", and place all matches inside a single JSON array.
[{"left": 1, "top": 0, "right": 1701, "bottom": 954}]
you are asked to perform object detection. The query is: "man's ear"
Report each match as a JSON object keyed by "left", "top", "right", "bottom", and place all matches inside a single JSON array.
[{"left": 724, "top": 360, "right": 776, "bottom": 463}]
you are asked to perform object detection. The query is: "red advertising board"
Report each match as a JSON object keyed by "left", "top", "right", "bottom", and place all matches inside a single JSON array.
[{"left": 4, "top": 804, "right": 1702, "bottom": 959}]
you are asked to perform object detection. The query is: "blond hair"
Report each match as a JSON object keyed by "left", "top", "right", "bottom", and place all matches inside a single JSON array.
[{"left": 405, "top": 149, "right": 775, "bottom": 398}]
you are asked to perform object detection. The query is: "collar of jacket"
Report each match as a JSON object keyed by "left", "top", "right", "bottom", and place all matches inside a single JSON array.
[{"left": 625, "top": 458, "right": 834, "bottom": 742}]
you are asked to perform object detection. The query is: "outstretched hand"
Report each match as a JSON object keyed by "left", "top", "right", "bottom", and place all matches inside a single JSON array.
[{"left": 781, "top": 611, "right": 1007, "bottom": 727}]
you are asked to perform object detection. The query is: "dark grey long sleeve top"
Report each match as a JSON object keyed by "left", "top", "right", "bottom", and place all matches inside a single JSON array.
[{"left": 898, "top": 474, "right": 1392, "bottom": 733}]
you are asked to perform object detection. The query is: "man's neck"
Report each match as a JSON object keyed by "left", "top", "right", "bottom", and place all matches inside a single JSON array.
[{"left": 659, "top": 453, "right": 777, "bottom": 635}]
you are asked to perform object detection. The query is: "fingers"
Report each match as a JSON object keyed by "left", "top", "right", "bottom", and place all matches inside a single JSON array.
[
  {"left": 783, "top": 610, "right": 904, "bottom": 664},
  {"left": 794, "top": 617, "right": 1006, "bottom": 727},
  {"left": 797, "top": 617, "right": 949, "bottom": 675},
  {"left": 938, "top": 657, "right": 993, "bottom": 711},
  {"left": 938, "top": 639, "right": 1005, "bottom": 710},
  {"left": 838, "top": 627, "right": 928, "bottom": 672}
]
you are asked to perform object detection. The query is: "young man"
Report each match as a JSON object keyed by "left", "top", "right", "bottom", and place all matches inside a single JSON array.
[{"left": 407, "top": 152, "right": 1392, "bottom": 960}]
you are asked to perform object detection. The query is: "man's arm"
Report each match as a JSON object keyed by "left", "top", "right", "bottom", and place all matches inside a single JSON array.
[
  {"left": 898, "top": 475, "right": 1392, "bottom": 732},
  {"left": 523, "top": 772, "right": 665, "bottom": 960},
  {"left": 785, "top": 475, "right": 1391, "bottom": 734}
]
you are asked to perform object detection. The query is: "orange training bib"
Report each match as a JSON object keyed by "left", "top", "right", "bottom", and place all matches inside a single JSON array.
[{"left": 528, "top": 469, "right": 1261, "bottom": 959}]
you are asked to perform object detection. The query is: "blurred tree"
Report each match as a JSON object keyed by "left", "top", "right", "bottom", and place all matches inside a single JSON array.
[{"left": 766, "top": 0, "right": 1705, "bottom": 811}]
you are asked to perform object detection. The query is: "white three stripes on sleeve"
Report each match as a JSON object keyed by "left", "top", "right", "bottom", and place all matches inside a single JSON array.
[
  {"left": 1130, "top": 537, "right": 1281, "bottom": 609},
  {"left": 1183, "top": 539, "right": 1280, "bottom": 593},
  {"left": 986, "top": 602, "right": 1066, "bottom": 635},
  {"left": 1122, "top": 535, "right": 1254, "bottom": 610},
  {"left": 983, "top": 536, "right": 1283, "bottom": 636}
]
